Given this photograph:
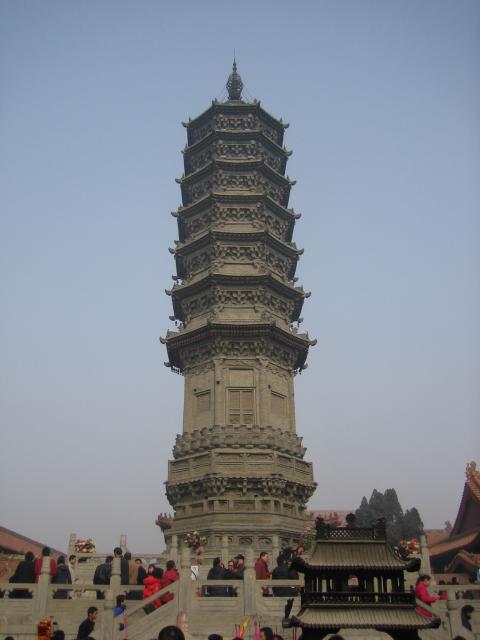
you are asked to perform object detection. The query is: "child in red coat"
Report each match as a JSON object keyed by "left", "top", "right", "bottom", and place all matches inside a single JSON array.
[
  {"left": 415, "top": 574, "right": 439, "bottom": 618},
  {"left": 160, "top": 560, "right": 179, "bottom": 604},
  {"left": 143, "top": 567, "right": 164, "bottom": 610}
]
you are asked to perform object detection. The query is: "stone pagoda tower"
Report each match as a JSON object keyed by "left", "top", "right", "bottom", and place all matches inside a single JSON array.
[{"left": 161, "top": 62, "right": 317, "bottom": 553}]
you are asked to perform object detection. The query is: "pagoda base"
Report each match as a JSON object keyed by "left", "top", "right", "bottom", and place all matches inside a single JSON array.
[{"left": 162, "top": 508, "right": 310, "bottom": 558}]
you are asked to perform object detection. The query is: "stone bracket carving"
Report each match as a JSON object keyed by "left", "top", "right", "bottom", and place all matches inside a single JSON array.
[
  {"left": 173, "top": 424, "right": 306, "bottom": 458},
  {"left": 165, "top": 474, "right": 316, "bottom": 507}
]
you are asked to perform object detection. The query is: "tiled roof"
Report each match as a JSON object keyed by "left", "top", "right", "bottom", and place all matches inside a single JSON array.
[
  {"left": 425, "top": 529, "right": 450, "bottom": 546},
  {"left": 309, "top": 511, "right": 352, "bottom": 526},
  {"left": 0, "top": 526, "right": 64, "bottom": 556},
  {"left": 466, "top": 461, "right": 480, "bottom": 501},
  {"left": 300, "top": 541, "right": 406, "bottom": 571},
  {"left": 446, "top": 550, "right": 480, "bottom": 573},
  {"left": 429, "top": 530, "right": 480, "bottom": 558},
  {"left": 291, "top": 607, "right": 438, "bottom": 629}
]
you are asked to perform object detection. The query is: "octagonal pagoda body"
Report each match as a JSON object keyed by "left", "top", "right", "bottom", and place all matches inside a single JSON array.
[{"left": 162, "top": 67, "right": 317, "bottom": 552}]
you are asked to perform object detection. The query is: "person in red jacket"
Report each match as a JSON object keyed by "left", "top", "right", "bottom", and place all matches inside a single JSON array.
[
  {"left": 143, "top": 567, "right": 164, "bottom": 611},
  {"left": 415, "top": 574, "right": 439, "bottom": 618},
  {"left": 34, "top": 547, "right": 57, "bottom": 583},
  {"left": 255, "top": 552, "right": 270, "bottom": 580},
  {"left": 161, "top": 560, "right": 179, "bottom": 604}
]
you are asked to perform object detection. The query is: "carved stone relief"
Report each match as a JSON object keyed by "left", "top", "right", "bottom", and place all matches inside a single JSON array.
[
  {"left": 189, "top": 122, "right": 213, "bottom": 144},
  {"left": 166, "top": 474, "right": 316, "bottom": 507},
  {"left": 181, "top": 337, "right": 297, "bottom": 371},
  {"left": 186, "top": 140, "right": 284, "bottom": 174},
  {"left": 173, "top": 424, "right": 306, "bottom": 458},
  {"left": 182, "top": 204, "right": 290, "bottom": 241},
  {"left": 180, "top": 242, "right": 294, "bottom": 281},
  {"left": 183, "top": 171, "right": 289, "bottom": 206}
]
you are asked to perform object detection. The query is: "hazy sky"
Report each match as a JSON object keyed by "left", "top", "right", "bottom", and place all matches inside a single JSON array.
[{"left": 1, "top": 1, "right": 479, "bottom": 553}]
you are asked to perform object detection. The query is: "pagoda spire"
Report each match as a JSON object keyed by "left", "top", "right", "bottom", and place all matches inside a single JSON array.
[{"left": 226, "top": 58, "right": 243, "bottom": 101}]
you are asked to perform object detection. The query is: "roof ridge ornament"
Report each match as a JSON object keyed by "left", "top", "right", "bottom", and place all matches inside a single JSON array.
[{"left": 226, "top": 58, "right": 243, "bottom": 101}]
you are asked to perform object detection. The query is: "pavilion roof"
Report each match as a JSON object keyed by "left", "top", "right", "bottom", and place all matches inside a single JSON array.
[
  {"left": 297, "top": 540, "right": 407, "bottom": 571},
  {"left": 291, "top": 606, "right": 438, "bottom": 630}
]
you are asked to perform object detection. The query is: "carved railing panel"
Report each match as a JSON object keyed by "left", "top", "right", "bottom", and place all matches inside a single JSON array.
[{"left": 302, "top": 591, "right": 416, "bottom": 606}]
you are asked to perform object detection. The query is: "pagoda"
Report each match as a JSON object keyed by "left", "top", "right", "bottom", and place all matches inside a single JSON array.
[
  {"left": 160, "top": 62, "right": 317, "bottom": 552},
  {"left": 287, "top": 515, "right": 440, "bottom": 640}
]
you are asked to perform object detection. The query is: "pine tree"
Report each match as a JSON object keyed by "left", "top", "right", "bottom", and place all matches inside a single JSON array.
[
  {"left": 355, "top": 496, "right": 372, "bottom": 527},
  {"left": 354, "top": 489, "right": 423, "bottom": 545},
  {"left": 402, "top": 507, "right": 424, "bottom": 540}
]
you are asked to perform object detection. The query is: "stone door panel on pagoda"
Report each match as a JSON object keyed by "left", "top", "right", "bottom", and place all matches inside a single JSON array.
[{"left": 182, "top": 359, "right": 294, "bottom": 433}]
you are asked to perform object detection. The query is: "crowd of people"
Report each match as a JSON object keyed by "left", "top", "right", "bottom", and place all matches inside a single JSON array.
[
  {"left": 5, "top": 544, "right": 180, "bottom": 607},
  {"left": 7, "top": 546, "right": 78, "bottom": 599},
  {"left": 2, "top": 623, "right": 294, "bottom": 640},
  {"left": 203, "top": 545, "right": 304, "bottom": 598},
  {"left": 4, "top": 546, "right": 477, "bottom": 640}
]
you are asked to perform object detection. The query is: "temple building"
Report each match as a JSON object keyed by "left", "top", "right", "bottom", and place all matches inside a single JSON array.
[
  {"left": 428, "top": 461, "right": 480, "bottom": 580},
  {"left": 160, "top": 62, "right": 317, "bottom": 552},
  {"left": 0, "top": 525, "right": 63, "bottom": 583}
]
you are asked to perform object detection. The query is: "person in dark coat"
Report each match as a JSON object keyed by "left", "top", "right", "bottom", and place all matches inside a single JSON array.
[
  {"left": 233, "top": 554, "right": 245, "bottom": 580},
  {"left": 52, "top": 556, "right": 72, "bottom": 599},
  {"left": 93, "top": 555, "right": 113, "bottom": 600},
  {"left": 127, "top": 558, "right": 148, "bottom": 600},
  {"left": 114, "top": 547, "right": 129, "bottom": 586},
  {"left": 461, "top": 605, "right": 474, "bottom": 631},
  {"left": 136, "top": 558, "right": 147, "bottom": 582},
  {"left": 77, "top": 606, "right": 97, "bottom": 639},
  {"left": 271, "top": 555, "right": 293, "bottom": 597},
  {"left": 9, "top": 551, "right": 35, "bottom": 598},
  {"left": 206, "top": 557, "right": 229, "bottom": 597}
]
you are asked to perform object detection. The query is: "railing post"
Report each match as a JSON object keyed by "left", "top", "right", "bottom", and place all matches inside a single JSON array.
[
  {"left": 68, "top": 533, "right": 77, "bottom": 557},
  {"left": 111, "top": 556, "right": 121, "bottom": 599},
  {"left": 221, "top": 534, "right": 229, "bottom": 566},
  {"left": 446, "top": 589, "right": 462, "bottom": 638},
  {"left": 419, "top": 534, "right": 433, "bottom": 579},
  {"left": 178, "top": 543, "right": 191, "bottom": 617},
  {"left": 33, "top": 556, "right": 51, "bottom": 620},
  {"left": 104, "top": 585, "right": 115, "bottom": 640},
  {"left": 272, "top": 534, "right": 279, "bottom": 565},
  {"left": 170, "top": 534, "right": 179, "bottom": 565},
  {"left": 243, "top": 546, "right": 256, "bottom": 617}
]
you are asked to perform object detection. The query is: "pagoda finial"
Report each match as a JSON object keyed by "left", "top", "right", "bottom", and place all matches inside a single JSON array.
[{"left": 226, "top": 57, "right": 243, "bottom": 101}]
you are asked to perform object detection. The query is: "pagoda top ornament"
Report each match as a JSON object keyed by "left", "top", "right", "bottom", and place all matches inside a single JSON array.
[{"left": 226, "top": 58, "right": 243, "bottom": 101}]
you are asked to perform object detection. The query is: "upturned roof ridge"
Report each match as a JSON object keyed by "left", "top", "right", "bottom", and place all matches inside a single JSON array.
[{"left": 182, "top": 99, "right": 288, "bottom": 130}]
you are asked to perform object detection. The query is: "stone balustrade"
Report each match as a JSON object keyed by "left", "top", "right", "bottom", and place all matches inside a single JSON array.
[{"left": 2, "top": 546, "right": 478, "bottom": 640}]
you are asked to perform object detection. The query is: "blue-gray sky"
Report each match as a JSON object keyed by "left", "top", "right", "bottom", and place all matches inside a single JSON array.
[{"left": 1, "top": 0, "right": 479, "bottom": 553}]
